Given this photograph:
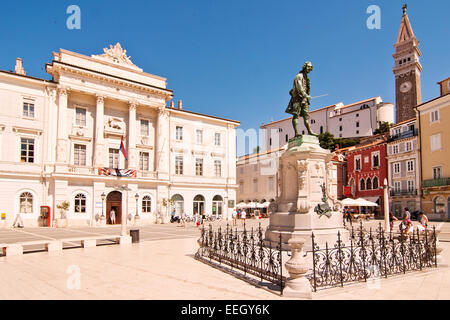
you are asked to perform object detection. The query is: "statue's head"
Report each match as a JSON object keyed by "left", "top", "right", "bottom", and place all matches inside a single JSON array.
[{"left": 302, "top": 61, "right": 313, "bottom": 73}]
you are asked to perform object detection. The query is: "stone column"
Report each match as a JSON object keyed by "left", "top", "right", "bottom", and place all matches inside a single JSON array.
[
  {"left": 45, "top": 87, "right": 58, "bottom": 167},
  {"left": 127, "top": 101, "right": 137, "bottom": 169},
  {"left": 156, "top": 106, "right": 170, "bottom": 180},
  {"left": 283, "top": 238, "right": 312, "bottom": 298},
  {"left": 94, "top": 95, "right": 105, "bottom": 168},
  {"left": 56, "top": 87, "right": 68, "bottom": 163}
]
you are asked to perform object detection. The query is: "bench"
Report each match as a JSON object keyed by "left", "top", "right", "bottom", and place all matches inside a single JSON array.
[{"left": 0, "top": 234, "right": 129, "bottom": 256}]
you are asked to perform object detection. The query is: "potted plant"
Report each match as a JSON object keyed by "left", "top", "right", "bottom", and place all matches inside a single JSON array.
[{"left": 56, "top": 201, "right": 69, "bottom": 228}]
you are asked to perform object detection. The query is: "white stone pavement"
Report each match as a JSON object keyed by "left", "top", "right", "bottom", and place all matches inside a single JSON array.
[{"left": 0, "top": 234, "right": 449, "bottom": 300}]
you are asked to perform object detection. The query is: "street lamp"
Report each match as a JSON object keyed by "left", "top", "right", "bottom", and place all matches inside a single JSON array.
[
  {"left": 134, "top": 193, "right": 139, "bottom": 218},
  {"left": 101, "top": 192, "right": 106, "bottom": 217}
]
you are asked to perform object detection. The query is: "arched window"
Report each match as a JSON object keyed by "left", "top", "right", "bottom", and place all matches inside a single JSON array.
[
  {"left": 142, "top": 195, "right": 152, "bottom": 213},
  {"left": 372, "top": 177, "right": 379, "bottom": 189},
  {"left": 212, "top": 195, "right": 223, "bottom": 216},
  {"left": 171, "top": 194, "right": 184, "bottom": 215},
  {"left": 19, "top": 192, "right": 33, "bottom": 213},
  {"left": 74, "top": 193, "right": 86, "bottom": 214},
  {"left": 366, "top": 178, "right": 372, "bottom": 190},
  {"left": 360, "top": 179, "right": 366, "bottom": 191},
  {"left": 193, "top": 195, "right": 205, "bottom": 215},
  {"left": 434, "top": 196, "right": 445, "bottom": 214}
]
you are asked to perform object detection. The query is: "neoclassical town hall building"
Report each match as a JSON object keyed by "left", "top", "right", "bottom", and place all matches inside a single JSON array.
[{"left": 0, "top": 44, "right": 238, "bottom": 227}]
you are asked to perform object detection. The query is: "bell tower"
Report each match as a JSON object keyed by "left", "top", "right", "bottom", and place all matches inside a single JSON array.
[{"left": 393, "top": 4, "right": 422, "bottom": 123}]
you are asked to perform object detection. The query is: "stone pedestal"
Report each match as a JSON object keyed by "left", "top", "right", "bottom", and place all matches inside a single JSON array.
[{"left": 265, "top": 135, "right": 347, "bottom": 251}]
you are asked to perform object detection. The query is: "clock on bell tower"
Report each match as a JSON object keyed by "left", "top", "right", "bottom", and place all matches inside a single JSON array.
[{"left": 393, "top": 4, "right": 422, "bottom": 123}]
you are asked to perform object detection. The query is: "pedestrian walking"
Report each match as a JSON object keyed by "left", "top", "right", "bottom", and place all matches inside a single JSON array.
[
  {"left": 399, "top": 213, "right": 413, "bottom": 237},
  {"left": 12, "top": 212, "right": 24, "bottom": 228},
  {"left": 232, "top": 209, "right": 237, "bottom": 226},
  {"left": 419, "top": 211, "right": 428, "bottom": 229},
  {"left": 389, "top": 211, "right": 398, "bottom": 231},
  {"left": 404, "top": 207, "right": 411, "bottom": 220},
  {"left": 110, "top": 209, "right": 116, "bottom": 225},
  {"left": 241, "top": 209, "right": 246, "bottom": 225}
]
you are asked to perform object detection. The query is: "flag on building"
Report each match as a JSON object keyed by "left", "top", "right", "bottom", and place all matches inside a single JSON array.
[{"left": 120, "top": 135, "right": 127, "bottom": 160}]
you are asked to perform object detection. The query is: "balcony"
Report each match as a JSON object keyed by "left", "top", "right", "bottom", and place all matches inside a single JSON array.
[
  {"left": 389, "top": 129, "right": 418, "bottom": 142},
  {"left": 390, "top": 189, "right": 418, "bottom": 196},
  {"left": 422, "top": 178, "right": 450, "bottom": 188}
]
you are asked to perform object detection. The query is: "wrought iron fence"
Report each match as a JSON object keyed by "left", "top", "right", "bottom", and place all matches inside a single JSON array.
[
  {"left": 195, "top": 223, "right": 286, "bottom": 295},
  {"left": 306, "top": 222, "right": 438, "bottom": 291}
]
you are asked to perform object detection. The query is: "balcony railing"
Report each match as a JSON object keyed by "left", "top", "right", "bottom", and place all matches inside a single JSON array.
[
  {"left": 389, "top": 129, "right": 418, "bottom": 142},
  {"left": 390, "top": 189, "right": 417, "bottom": 196},
  {"left": 422, "top": 178, "right": 450, "bottom": 188}
]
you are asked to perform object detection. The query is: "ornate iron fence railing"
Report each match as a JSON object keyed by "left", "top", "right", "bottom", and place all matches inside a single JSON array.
[
  {"left": 195, "top": 223, "right": 286, "bottom": 295},
  {"left": 306, "top": 222, "right": 438, "bottom": 291}
]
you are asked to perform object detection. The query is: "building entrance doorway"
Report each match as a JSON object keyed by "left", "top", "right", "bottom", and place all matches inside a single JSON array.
[
  {"left": 106, "top": 191, "right": 122, "bottom": 225},
  {"left": 193, "top": 194, "right": 205, "bottom": 216}
]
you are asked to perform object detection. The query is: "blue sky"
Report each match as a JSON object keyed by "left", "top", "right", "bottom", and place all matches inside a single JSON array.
[{"left": 0, "top": 0, "right": 448, "bottom": 134}]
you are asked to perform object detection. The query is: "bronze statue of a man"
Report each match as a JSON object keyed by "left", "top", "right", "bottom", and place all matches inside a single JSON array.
[{"left": 285, "top": 61, "right": 316, "bottom": 137}]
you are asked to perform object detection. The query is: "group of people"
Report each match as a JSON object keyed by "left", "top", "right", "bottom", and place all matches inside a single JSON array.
[
  {"left": 231, "top": 209, "right": 247, "bottom": 226},
  {"left": 170, "top": 210, "right": 208, "bottom": 228},
  {"left": 392, "top": 207, "right": 429, "bottom": 236},
  {"left": 343, "top": 206, "right": 430, "bottom": 236}
]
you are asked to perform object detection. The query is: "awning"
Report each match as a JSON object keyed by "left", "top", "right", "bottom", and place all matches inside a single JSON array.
[
  {"left": 236, "top": 202, "right": 247, "bottom": 209},
  {"left": 363, "top": 196, "right": 380, "bottom": 203},
  {"left": 341, "top": 197, "right": 379, "bottom": 207}
]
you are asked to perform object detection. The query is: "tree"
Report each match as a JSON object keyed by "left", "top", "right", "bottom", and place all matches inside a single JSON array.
[
  {"left": 318, "top": 132, "right": 336, "bottom": 151},
  {"left": 374, "top": 121, "right": 391, "bottom": 135},
  {"left": 253, "top": 146, "right": 261, "bottom": 154}
]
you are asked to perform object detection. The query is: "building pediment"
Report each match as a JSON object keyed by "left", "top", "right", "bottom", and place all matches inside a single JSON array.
[{"left": 91, "top": 43, "right": 142, "bottom": 72}]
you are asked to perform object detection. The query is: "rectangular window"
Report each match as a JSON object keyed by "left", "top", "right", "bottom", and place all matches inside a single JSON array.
[
  {"left": 393, "top": 162, "right": 401, "bottom": 174},
  {"left": 339, "top": 126, "right": 342, "bottom": 131},
  {"left": 253, "top": 179, "right": 258, "bottom": 193},
  {"left": 139, "top": 152, "right": 149, "bottom": 171},
  {"left": 23, "top": 102, "right": 35, "bottom": 118},
  {"left": 175, "top": 155, "right": 183, "bottom": 175},
  {"left": 430, "top": 110, "right": 440, "bottom": 123},
  {"left": 195, "top": 158, "right": 203, "bottom": 176},
  {"left": 407, "top": 160, "right": 414, "bottom": 172},
  {"left": 214, "top": 133, "right": 221, "bottom": 146},
  {"left": 109, "top": 148, "right": 119, "bottom": 168},
  {"left": 269, "top": 176, "right": 275, "bottom": 191},
  {"left": 433, "top": 166, "right": 442, "bottom": 180},
  {"left": 74, "top": 144, "right": 86, "bottom": 166},
  {"left": 140, "top": 120, "right": 149, "bottom": 136},
  {"left": 176, "top": 126, "right": 183, "bottom": 141},
  {"left": 20, "top": 138, "right": 34, "bottom": 163},
  {"left": 356, "top": 121, "right": 359, "bottom": 127},
  {"left": 254, "top": 164, "right": 258, "bottom": 171},
  {"left": 392, "top": 144, "right": 399, "bottom": 154},
  {"left": 394, "top": 182, "right": 401, "bottom": 192},
  {"left": 239, "top": 166, "right": 244, "bottom": 174},
  {"left": 75, "top": 107, "right": 86, "bottom": 126},
  {"left": 196, "top": 129, "right": 203, "bottom": 144},
  {"left": 406, "top": 141, "right": 412, "bottom": 152},
  {"left": 407, "top": 180, "right": 415, "bottom": 192},
  {"left": 214, "top": 160, "right": 221, "bottom": 177},
  {"left": 239, "top": 181, "right": 244, "bottom": 194},
  {"left": 430, "top": 134, "right": 442, "bottom": 152}
]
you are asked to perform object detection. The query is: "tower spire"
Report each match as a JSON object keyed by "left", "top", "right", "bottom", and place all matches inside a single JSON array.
[{"left": 392, "top": 4, "right": 422, "bottom": 123}]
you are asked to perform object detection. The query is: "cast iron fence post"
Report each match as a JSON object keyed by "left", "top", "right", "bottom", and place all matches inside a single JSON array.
[{"left": 311, "top": 232, "right": 317, "bottom": 292}]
